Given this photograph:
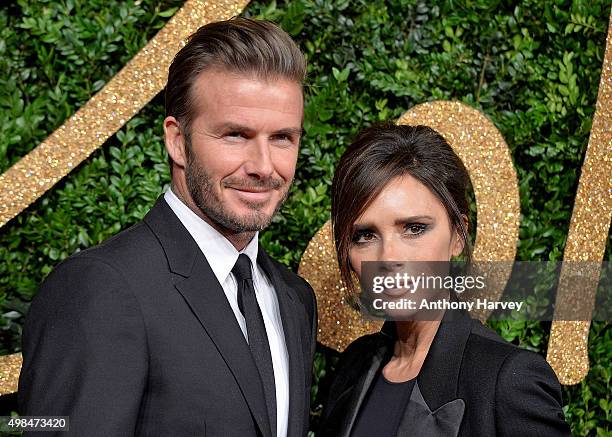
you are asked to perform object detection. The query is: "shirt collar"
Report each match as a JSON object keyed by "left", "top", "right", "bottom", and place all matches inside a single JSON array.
[{"left": 163, "top": 187, "right": 259, "bottom": 284}]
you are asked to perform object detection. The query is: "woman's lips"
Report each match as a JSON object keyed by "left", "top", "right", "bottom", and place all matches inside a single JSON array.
[{"left": 379, "top": 276, "right": 416, "bottom": 298}]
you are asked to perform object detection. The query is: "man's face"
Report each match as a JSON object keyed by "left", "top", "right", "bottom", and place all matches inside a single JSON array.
[{"left": 178, "top": 68, "right": 303, "bottom": 233}]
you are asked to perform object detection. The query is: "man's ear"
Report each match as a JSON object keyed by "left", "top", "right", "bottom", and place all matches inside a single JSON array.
[
  {"left": 164, "top": 116, "right": 187, "bottom": 169},
  {"left": 451, "top": 214, "right": 469, "bottom": 257}
]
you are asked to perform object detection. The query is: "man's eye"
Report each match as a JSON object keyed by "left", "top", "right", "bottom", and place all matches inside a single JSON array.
[
  {"left": 226, "top": 131, "right": 245, "bottom": 138},
  {"left": 405, "top": 224, "right": 427, "bottom": 236},
  {"left": 272, "top": 134, "right": 293, "bottom": 143}
]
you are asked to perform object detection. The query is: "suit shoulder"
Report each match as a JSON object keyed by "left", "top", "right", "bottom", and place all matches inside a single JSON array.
[
  {"left": 323, "top": 332, "right": 388, "bottom": 403},
  {"left": 27, "top": 251, "right": 141, "bottom": 332},
  {"left": 48, "top": 221, "right": 163, "bottom": 282},
  {"left": 496, "top": 344, "right": 560, "bottom": 386},
  {"left": 35, "top": 221, "right": 160, "bottom": 301},
  {"left": 73, "top": 221, "right": 157, "bottom": 263},
  {"left": 264, "top": 255, "right": 302, "bottom": 284},
  {"left": 467, "top": 320, "right": 520, "bottom": 354},
  {"left": 491, "top": 337, "right": 569, "bottom": 434},
  {"left": 461, "top": 321, "right": 526, "bottom": 377}
]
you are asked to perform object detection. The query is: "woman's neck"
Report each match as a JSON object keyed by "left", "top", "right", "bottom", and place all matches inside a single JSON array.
[
  {"left": 382, "top": 319, "right": 442, "bottom": 382},
  {"left": 394, "top": 320, "right": 440, "bottom": 358}
]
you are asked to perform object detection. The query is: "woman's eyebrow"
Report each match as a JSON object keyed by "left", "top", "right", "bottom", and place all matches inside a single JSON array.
[
  {"left": 394, "top": 215, "right": 434, "bottom": 225},
  {"left": 353, "top": 215, "right": 435, "bottom": 231},
  {"left": 352, "top": 223, "right": 375, "bottom": 231}
]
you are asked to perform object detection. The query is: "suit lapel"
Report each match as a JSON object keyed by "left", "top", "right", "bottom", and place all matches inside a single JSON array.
[
  {"left": 257, "top": 250, "right": 309, "bottom": 437},
  {"left": 143, "top": 196, "right": 273, "bottom": 437}
]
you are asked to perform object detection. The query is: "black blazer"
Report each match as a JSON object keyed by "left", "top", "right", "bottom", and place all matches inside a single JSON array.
[
  {"left": 19, "top": 195, "right": 317, "bottom": 437},
  {"left": 318, "top": 310, "right": 570, "bottom": 437}
]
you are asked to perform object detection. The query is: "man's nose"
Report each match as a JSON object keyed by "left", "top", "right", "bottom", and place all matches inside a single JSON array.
[{"left": 243, "top": 137, "right": 274, "bottom": 179}]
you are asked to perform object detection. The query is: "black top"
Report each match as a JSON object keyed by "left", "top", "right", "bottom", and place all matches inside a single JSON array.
[{"left": 351, "top": 367, "right": 416, "bottom": 437}]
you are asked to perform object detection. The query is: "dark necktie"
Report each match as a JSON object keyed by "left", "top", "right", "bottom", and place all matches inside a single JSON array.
[{"left": 232, "top": 254, "right": 277, "bottom": 437}]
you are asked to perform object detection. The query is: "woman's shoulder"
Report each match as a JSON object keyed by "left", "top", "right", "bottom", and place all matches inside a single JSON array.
[
  {"left": 462, "top": 320, "right": 570, "bottom": 434},
  {"left": 463, "top": 319, "right": 561, "bottom": 388}
]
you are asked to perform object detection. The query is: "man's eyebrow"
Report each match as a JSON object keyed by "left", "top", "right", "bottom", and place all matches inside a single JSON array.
[
  {"left": 213, "top": 122, "right": 252, "bottom": 133},
  {"left": 273, "top": 127, "right": 303, "bottom": 137},
  {"left": 210, "top": 124, "right": 303, "bottom": 137}
]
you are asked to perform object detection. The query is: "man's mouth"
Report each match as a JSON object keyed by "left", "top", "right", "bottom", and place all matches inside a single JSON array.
[{"left": 227, "top": 185, "right": 275, "bottom": 202}]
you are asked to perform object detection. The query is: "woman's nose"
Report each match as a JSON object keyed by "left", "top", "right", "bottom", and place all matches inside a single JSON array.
[{"left": 378, "top": 241, "right": 406, "bottom": 273}]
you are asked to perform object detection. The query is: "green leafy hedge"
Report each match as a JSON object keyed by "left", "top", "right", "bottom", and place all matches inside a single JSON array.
[{"left": 0, "top": 0, "right": 610, "bottom": 435}]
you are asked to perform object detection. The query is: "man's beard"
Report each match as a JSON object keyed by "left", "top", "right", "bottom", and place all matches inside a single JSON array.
[{"left": 185, "top": 150, "right": 291, "bottom": 233}]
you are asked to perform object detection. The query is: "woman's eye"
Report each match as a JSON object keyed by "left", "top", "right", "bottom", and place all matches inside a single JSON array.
[
  {"left": 405, "top": 224, "right": 427, "bottom": 236},
  {"left": 352, "top": 230, "right": 375, "bottom": 244}
]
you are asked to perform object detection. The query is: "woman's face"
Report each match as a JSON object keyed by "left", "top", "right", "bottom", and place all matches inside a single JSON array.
[{"left": 348, "top": 174, "right": 464, "bottom": 278}]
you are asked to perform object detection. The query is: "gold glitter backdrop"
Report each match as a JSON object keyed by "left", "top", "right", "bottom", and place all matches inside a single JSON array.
[
  {"left": 299, "top": 101, "right": 521, "bottom": 351},
  {"left": 0, "top": 1, "right": 610, "bottom": 395}
]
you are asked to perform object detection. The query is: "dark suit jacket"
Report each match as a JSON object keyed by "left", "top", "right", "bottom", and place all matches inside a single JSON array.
[
  {"left": 18, "top": 195, "right": 317, "bottom": 437},
  {"left": 318, "top": 310, "right": 570, "bottom": 437}
]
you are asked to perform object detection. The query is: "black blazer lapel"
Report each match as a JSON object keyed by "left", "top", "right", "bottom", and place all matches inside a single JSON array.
[
  {"left": 416, "top": 308, "right": 471, "bottom": 412},
  {"left": 257, "top": 250, "right": 310, "bottom": 437},
  {"left": 397, "top": 382, "right": 465, "bottom": 437},
  {"left": 143, "top": 196, "right": 273, "bottom": 437},
  {"left": 336, "top": 341, "right": 390, "bottom": 437},
  {"left": 394, "top": 306, "right": 471, "bottom": 436}
]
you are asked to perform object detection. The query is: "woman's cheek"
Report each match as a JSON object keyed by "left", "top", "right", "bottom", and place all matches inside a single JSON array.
[
  {"left": 404, "top": 233, "right": 452, "bottom": 261},
  {"left": 348, "top": 251, "right": 362, "bottom": 277}
]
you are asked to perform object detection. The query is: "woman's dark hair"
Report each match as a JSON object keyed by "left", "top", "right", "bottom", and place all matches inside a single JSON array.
[{"left": 331, "top": 122, "right": 472, "bottom": 293}]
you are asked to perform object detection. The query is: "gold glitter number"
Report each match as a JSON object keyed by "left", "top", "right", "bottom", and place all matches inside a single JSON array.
[{"left": 546, "top": 8, "right": 612, "bottom": 385}]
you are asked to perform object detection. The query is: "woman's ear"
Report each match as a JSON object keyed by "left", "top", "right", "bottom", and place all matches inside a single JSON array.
[
  {"left": 164, "top": 116, "right": 188, "bottom": 169},
  {"left": 451, "top": 214, "right": 469, "bottom": 257}
]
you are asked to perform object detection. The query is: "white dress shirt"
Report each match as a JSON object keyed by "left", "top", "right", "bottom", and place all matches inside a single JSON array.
[{"left": 164, "top": 188, "right": 289, "bottom": 437}]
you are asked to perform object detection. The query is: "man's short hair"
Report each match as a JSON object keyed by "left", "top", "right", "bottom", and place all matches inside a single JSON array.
[{"left": 165, "top": 17, "right": 306, "bottom": 143}]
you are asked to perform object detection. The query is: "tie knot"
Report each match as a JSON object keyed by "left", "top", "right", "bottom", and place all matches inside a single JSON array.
[{"left": 232, "top": 254, "right": 253, "bottom": 282}]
